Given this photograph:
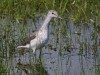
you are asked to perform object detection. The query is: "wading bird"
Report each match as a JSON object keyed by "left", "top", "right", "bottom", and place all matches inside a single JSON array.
[{"left": 17, "top": 10, "right": 62, "bottom": 53}]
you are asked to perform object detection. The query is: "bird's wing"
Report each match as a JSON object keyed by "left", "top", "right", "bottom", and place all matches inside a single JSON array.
[{"left": 20, "top": 31, "right": 37, "bottom": 45}]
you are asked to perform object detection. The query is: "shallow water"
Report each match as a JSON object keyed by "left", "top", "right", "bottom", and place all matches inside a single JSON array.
[{"left": 0, "top": 17, "right": 100, "bottom": 75}]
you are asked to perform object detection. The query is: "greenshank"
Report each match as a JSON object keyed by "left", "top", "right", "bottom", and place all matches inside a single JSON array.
[{"left": 17, "top": 10, "right": 62, "bottom": 53}]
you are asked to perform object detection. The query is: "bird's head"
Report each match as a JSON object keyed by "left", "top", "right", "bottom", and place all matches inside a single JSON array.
[{"left": 47, "top": 10, "right": 62, "bottom": 19}]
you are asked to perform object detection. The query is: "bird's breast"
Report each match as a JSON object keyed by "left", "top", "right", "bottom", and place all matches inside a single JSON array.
[
  {"left": 32, "top": 29, "right": 49, "bottom": 49},
  {"left": 38, "top": 29, "right": 49, "bottom": 43}
]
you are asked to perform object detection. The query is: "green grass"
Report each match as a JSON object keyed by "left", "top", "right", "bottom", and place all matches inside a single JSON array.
[
  {"left": 0, "top": 0, "right": 100, "bottom": 75},
  {"left": 0, "top": 58, "right": 6, "bottom": 75},
  {"left": 0, "top": 0, "right": 100, "bottom": 22}
]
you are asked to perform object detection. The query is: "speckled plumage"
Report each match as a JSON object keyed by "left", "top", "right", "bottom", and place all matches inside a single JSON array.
[{"left": 17, "top": 10, "right": 61, "bottom": 53}]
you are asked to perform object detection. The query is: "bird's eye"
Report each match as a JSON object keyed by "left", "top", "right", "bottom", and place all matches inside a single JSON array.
[{"left": 52, "top": 12, "right": 54, "bottom": 14}]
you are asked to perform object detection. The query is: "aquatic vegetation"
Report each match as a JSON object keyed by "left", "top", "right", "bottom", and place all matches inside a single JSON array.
[
  {"left": 0, "top": 58, "right": 6, "bottom": 75},
  {"left": 0, "top": 0, "right": 100, "bottom": 75},
  {"left": 0, "top": 0, "right": 100, "bottom": 22}
]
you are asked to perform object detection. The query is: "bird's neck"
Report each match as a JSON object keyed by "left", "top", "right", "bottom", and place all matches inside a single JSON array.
[{"left": 40, "top": 15, "right": 52, "bottom": 29}]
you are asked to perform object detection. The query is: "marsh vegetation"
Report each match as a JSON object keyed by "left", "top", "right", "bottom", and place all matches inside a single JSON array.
[{"left": 0, "top": 0, "right": 100, "bottom": 75}]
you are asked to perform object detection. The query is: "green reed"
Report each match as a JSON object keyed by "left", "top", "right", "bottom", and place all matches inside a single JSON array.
[
  {"left": 0, "top": 63, "right": 6, "bottom": 75},
  {"left": 0, "top": 0, "right": 100, "bottom": 22},
  {"left": 0, "top": 0, "right": 100, "bottom": 75}
]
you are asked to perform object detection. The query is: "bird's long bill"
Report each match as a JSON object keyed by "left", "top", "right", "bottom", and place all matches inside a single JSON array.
[{"left": 58, "top": 16, "right": 62, "bottom": 19}]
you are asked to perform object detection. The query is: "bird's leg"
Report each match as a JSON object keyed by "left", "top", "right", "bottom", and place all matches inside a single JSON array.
[
  {"left": 39, "top": 49, "right": 42, "bottom": 62},
  {"left": 32, "top": 48, "right": 36, "bottom": 54},
  {"left": 32, "top": 47, "right": 37, "bottom": 63},
  {"left": 17, "top": 44, "right": 30, "bottom": 49}
]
